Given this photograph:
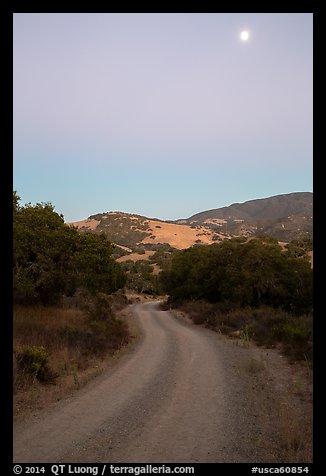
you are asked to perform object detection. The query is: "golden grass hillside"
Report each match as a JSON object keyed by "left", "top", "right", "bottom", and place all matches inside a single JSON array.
[{"left": 68, "top": 212, "right": 225, "bottom": 251}]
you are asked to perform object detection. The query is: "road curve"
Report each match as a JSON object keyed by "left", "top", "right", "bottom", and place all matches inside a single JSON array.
[{"left": 14, "top": 302, "right": 278, "bottom": 463}]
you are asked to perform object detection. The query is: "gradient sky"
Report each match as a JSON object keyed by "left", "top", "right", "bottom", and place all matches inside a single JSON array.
[{"left": 13, "top": 13, "right": 313, "bottom": 222}]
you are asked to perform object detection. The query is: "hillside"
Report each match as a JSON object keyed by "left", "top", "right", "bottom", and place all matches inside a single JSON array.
[
  {"left": 69, "top": 212, "right": 224, "bottom": 253},
  {"left": 180, "top": 192, "right": 313, "bottom": 241},
  {"left": 188, "top": 192, "right": 312, "bottom": 221},
  {"left": 68, "top": 192, "right": 313, "bottom": 252}
]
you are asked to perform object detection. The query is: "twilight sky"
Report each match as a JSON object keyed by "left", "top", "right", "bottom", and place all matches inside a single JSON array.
[{"left": 13, "top": 13, "right": 313, "bottom": 222}]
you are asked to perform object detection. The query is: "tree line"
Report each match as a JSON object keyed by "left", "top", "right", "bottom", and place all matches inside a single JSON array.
[
  {"left": 160, "top": 237, "right": 312, "bottom": 315},
  {"left": 13, "top": 191, "right": 126, "bottom": 305},
  {"left": 13, "top": 190, "right": 313, "bottom": 316}
]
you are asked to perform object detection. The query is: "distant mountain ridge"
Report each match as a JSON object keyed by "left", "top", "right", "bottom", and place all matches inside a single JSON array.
[
  {"left": 181, "top": 192, "right": 313, "bottom": 241},
  {"left": 68, "top": 192, "right": 313, "bottom": 250},
  {"left": 187, "top": 192, "right": 313, "bottom": 222}
]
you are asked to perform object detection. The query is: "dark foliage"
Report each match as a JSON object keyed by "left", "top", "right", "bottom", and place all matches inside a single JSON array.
[
  {"left": 13, "top": 192, "right": 126, "bottom": 305},
  {"left": 160, "top": 238, "right": 312, "bottom": 315}
]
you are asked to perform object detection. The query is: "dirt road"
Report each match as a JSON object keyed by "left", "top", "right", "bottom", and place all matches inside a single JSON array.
[{"left": 14, "top": 302, "right": 285, "bottom": 463}]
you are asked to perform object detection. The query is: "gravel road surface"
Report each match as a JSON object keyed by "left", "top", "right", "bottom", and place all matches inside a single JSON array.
[{"left": 14, "top": 301, "right": 284, "bottom": 463}]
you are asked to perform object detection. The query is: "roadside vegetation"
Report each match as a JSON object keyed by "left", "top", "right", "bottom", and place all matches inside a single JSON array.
[
  {"left": 13, "top": 191, "right": 130, "bottom": 405},
  {"left": 13, "top": 189, "right": 313, "bottom": 431},
  {"left": 13, "top": 191, "right": 313, "bottom": 460},
  {"left": 13, "top": 191, "right": 126, "bottom": 305},
  {"left": 119, "top": 246, "right": 177, "bottom": 296},
  {"left": 160, "top": 237, "right": 313, "bottom": 362},
  {"left": 120, "top": 259, "right": 159, "bottom": 295},
  {"left": 13, "top": 291, "right": 129, "bottom": 394},
  {"left": 159, "top": 237, "right": 313, "bottom": 461}
]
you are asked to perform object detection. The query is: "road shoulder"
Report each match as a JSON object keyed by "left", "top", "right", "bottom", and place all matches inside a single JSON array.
[{"left": 168, "top": 306, "right": 313, "bottom": 462}]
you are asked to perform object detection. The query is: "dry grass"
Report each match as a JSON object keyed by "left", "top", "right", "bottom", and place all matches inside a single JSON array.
[
  {"left": 278, "top": 391, "right": 313, "bottom": 462},
  {"left": 68, "top": 218, "right": 100, "bottom": 230},
  {"left": 13, "top": 300, "right": 131, "bottom": 420},
  {"left": 253, "top": 346, "right": 313, "bottom": 462},
  {"left": 117, "top": 251, "right": 156, "bottom": 263},
  {"left": 244, "top": 357, "right": 266, "bottom": 374},
  {"left": 68, "top": 214, "right": 225, "bottom": 250},
  {"left": 141, "top": 219, "right": 223, "bottom": 249},
  {"left": 14, "top": 305, "right": 86, "bottom": 344},
  {"left": 172, "top": 300, "right": 313, "bottom": 462},
  {"left": 14, "top": 306, "right": 89, "bottom": 387},
  {"left": 239, "top": 346, "right": 313, "bottom": 463}
]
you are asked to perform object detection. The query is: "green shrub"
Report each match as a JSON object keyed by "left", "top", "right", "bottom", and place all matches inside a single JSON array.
[
  {"left": 57, "top": 325, "right": 91, "bottom": 348},
  {"left": 174, "top": 300, "right": 313, "bottom": 361},
  {"left": 160, "top": 238, "right": 312, "bottom": 314},
  {"left": 16, "top": 345, "right": 54, "bottom": 382},
  {"left": 280, "top": 323, "right": 311, "bottom": 343},
  {"left": 13, "top": 196, "right": 127, "bottom": 305},
  {"left": 77, "top": 293, "right": 129, "bottom": 355},
  {"left": 84, "top": 292, "right": 115, "bottom": 321},
  {"left": 87, "top": 318, "right": 127, "bottom": 355},
  {"left": 239, "top": 323, "right": 254, "bottom": 341}
]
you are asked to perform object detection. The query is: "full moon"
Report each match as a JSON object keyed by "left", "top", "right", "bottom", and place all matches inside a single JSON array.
[{"left": 240, "top": 30, "right": 250, "bottom": 41}]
